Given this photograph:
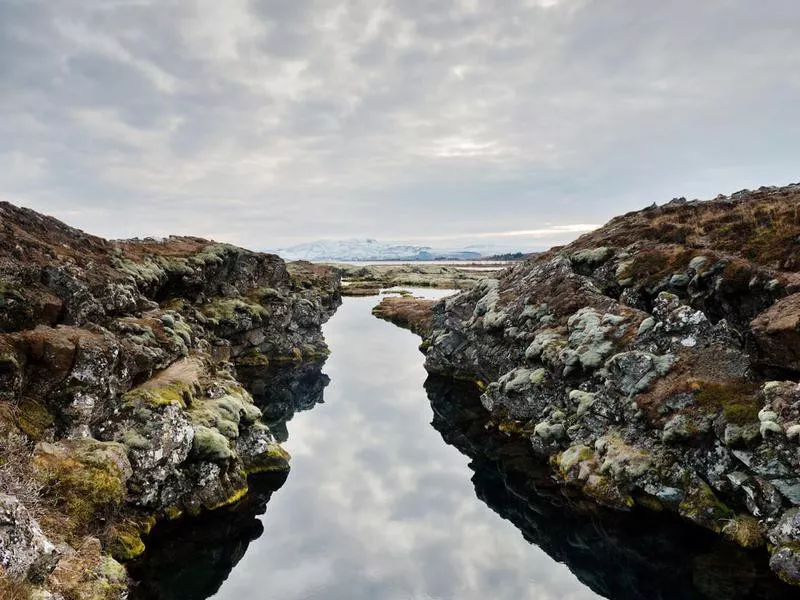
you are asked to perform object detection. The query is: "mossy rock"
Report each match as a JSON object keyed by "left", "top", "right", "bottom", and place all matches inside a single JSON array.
[
  {"left": 122, "top": 380, "right": 194, "bottom": 409},
  {"left": 107, "top": 521, "right": 146, "bottom": 562},
  {"left": 188, "top": 389, "right": 261, "bottom": 441},
  {"left": 693, "top": 381, "right": 761, "bottom": 425},
  {"left": 191, "top": 425, "right": 233, "bottom": 462},
  {"left": 15, "top": 399, "right": 54, "bottom": 440},
  {"left": 201, "top": 296, "right": 268, "bottom": 324},
  {"left": 678, "top": 478, "right": 732, "bottom": 533},
  {"left": 32, "top": 439, "right": 131, "bottom": 532},
  {"left": 583, "top": 474, "right": 634, "bottom": 510},
  {"left": 206, "top": 481, "right": 249, "bottom": 511},
  {"left": 247, "top": 443, "right": 291, "bottom": 474},
  {"left": 722, "top": 514, "right": 765, "bottom": 549},
  {"left": 236, "top": 350, "right": 270, "bottom": 368}
]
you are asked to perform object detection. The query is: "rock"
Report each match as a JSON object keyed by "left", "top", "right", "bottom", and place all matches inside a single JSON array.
[
  {"left": 769, "top": 509, "right": 800, "bottom": 585},
  {"left": 723, "top": 423, "right": 761, "bottom": 447},
  {"left": 101, "top": 397, "right": 194, "bottom": 509},
  {"left": 689, "top": 256, "right": 709, "bottom": 271},
  {"left": 236, "top": 423, "right": 291, "bottom": 473},
  {"left": 662, "top": 413, "right": 711, "bottom": 444},
  {"left": 770, "top": 546, "right": 800, "bottom": 586},
  {"left": 533, "top": 421, "right": 565, "bottom": 440},
  {"left": 32, "top": 439, "right": 132, "bottom": 530},
  {"left": 769, "top": 508, "right": 800, "bottom": 546},
  {"left": 0, "top": 494, "right": 58, "bottom": 582},
  {"left": 387, "top": 183, "right": 800, "bottom": 587},
  {"left": 605, "top": 351, "right": 675, "bottom": 396},
  {"left": 750, "top": 293, "right": 800, "bottom": 372},
  {"left": 0, "top": 200, "right": 342, "bottom": 598},
  {"left": 670, "top": 274, "right": 691, "bottom": 288},
  {"left": 727, "top": 472, "right": 783, "bottom": 518}
]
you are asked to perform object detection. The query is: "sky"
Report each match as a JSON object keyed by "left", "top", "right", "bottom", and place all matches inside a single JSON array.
[{"left": 1, "top": 0, "right": 799, "bottom": 251}]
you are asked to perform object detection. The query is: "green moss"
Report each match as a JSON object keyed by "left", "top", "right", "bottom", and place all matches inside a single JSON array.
[
  {"left": 583, "top": 474, "right": 635, "bottom": 510},
  {"left": 634, "top": 494, "right": 665, "bottom": 512},
  {"left": 201, "top": 297, "right": 268, "bottom": 324},
  {"left": 191, "top": 425, "right": 232, "bottom": 461},
  {"left": 33, "top": 441, "right": 128, "bottom": 532},
  {"left": 556, "top": 444, "right": 595, "bottom": 476},
  {"left": 108, "top": 522, "right": 146, "bottom": 562},
  {"left": 252, "top": 287, "right": 282, "bottom": 302},
  {"left": 236, "top": 350, "right": 270, "bottom": 367},
  {"left": 122, "top": 380, "right": 193, "bottom": 408},
  {"left": 678, "top": 479, "right": 732, "bottom": 532},
  {"left": 189, "top": 243, "right": 235, "bottom": 267},
  {"left": 247, "top": 444, "right": 291, "bottom": 474},
  {"left": 188, "top": 390, "right": 261, "bottom": 441},
  {"left": 722, "top": 514, "right": 765, "bottom": 549},
  {"left": 164, "top": 505, "right": 184, "bottom": 521},
  {"left": 120, "top": 429, "right": 149, "bottom": 451},
  {"left": 270, "top": 347, "right": 304, "bottom": 364},
  {"left": 694, "top": 381, "right": 760, "bottom": 425},
  {"left": 207, "top": 481, "right": 249, "bottom": 510},
  {"left": 112, "top": 256, "right": 168, "bottom": 286},
  {"left": 15, "top": 398, "right": 54, "bottom": 440}
]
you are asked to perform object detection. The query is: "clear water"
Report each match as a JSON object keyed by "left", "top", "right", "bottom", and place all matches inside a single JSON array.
[{"left": 131, "top": 290, "right": 793, "bottom": 600}]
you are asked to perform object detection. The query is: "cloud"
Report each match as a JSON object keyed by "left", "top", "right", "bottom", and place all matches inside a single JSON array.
[
  {"left": 208, "top": 295, "right": 602, "bottom": 600},
  {"left": 1, "top": 0, "right": 799, "bottom": 249}
]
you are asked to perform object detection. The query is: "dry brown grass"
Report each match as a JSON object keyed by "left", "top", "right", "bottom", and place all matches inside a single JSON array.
[
  {"left": 570, "top": 186, "right": 800, "bottom": 270},
  {"left": 139, "top": 357, "right": 203, "bottom": 390},
  {"left": 372, "top": 297, "right": 436, "bottom": 336},
  {"left": 0, "top": 418, "right": 46, "bottom": 516},
  {"left": 0, "top": 567, "right": 31, "bottom": 600}
]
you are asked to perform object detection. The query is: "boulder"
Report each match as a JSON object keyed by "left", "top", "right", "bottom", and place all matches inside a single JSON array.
[
  {"left": 751, "top": 293, "right": 800, "bottom": 372},
  {"left": 0, "top": 494, "right": 58, "bottom": 583}
]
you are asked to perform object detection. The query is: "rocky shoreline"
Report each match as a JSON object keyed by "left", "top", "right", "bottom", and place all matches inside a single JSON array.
[
  {"left": 0, "top": 202, "right": 340, "bottom": 599},
  {"left": 334, "top": 262, "right": 505, "bottom": 295},
  {"left": 375, "top": 184, "right": 800, "bottom": 586}
]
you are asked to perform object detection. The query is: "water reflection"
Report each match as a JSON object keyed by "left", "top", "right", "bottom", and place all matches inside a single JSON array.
[
  {"left": 128, "top": 472, "right": 287, "bottom": 600},
  {"left": 238, "top": 360, "right": 329, "bottom": 443},
  {"left": 424, "top": 377, "right": 794, "bottom": 600},
  {"left": 129, "top": 292, "right": 795, "bottom": 600}
]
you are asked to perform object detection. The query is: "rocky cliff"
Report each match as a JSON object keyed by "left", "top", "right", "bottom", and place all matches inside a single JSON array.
[
  {"left": 380, "top": 183, "right": 800, "bottom": 586},
  {"left": 0, "top": 202, "right": 340, "bottom": 599}
]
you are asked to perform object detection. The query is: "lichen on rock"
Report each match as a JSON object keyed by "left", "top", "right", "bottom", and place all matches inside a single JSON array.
[
  {"left": 386, "top": 183, "right": 800, "bottom": 587},
  {"left": 0, "top": 201, "right": 342, "bottom": 598}
]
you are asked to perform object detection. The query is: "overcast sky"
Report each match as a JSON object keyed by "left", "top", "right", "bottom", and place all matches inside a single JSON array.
[{"left": 1, "top": 0, "right": 799, "bottom": 250}]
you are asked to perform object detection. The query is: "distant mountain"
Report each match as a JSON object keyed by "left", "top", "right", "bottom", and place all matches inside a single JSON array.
[{"left": 275, "top": 239, "right": 483, "bottom": 262}]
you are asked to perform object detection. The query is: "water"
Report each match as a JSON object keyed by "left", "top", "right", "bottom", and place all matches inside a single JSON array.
[{"left": 131, "top": 290, "right": 793, "bottom": 600}]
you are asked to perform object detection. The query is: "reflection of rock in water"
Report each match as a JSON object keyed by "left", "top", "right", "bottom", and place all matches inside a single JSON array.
[
  {"left": 128, "top": 472, "right": 287, "bottom": 600},
  {"left": 424, "top": 376, "right": 795, "bottom": 600},
  {"left": 239, "top": 361, "right": 330, "bottom": 442},
  {"left": 129, "top": 362, "right": 330, "bottom": 599}
]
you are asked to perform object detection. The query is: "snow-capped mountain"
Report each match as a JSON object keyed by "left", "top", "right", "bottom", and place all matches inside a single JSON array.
[{"left": 275, "top": 239, "right": 483, "bottom": 262}]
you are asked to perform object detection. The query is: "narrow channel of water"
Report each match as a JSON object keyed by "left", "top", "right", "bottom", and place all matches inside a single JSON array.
[{"left": 131, "top": 290, "right": 793, "bottom": 600}]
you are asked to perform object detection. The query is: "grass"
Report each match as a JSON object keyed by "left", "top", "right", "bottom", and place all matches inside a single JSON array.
[
  {"left": 570, "top": 186, "right": 800, "bottom": 270},
  {"left": 694, "top": 381, "right": 761, "bottom": 425},
  {"left": 0, "top": 568, "right": 31, "bottom": 600}
]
